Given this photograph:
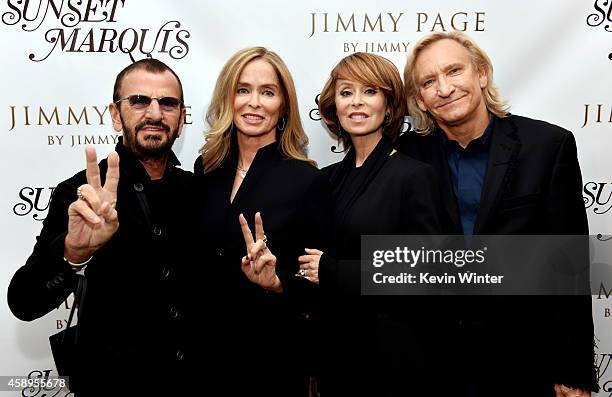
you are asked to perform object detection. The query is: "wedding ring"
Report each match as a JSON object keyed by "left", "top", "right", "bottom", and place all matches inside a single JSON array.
[
  {"left": 263, "top": 235, "right": 268, "bottom": 243},
  {"left": 77, "top": 186, "right": 85, "bottom": 200},
  {"left": 109, "top": 199, "right": 117, "bottom": 208},
  {"left": 299, "top": 269, "right": 306, "bottom": 277}
]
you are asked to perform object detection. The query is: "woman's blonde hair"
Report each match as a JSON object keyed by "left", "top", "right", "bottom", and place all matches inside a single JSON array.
[
  {"left": 200, "top": 47, "right": 313, "bottom": 172},
  {"left": 318, "top": 52, "right": 407, "bottom": 150},
  {"left": 404, "top": 31, "right": 509, "bottom": 134}
]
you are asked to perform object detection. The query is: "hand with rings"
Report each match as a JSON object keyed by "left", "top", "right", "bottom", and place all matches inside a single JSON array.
[
  {"left": 64, "top": 146, "right": 120, "bottom": 263},
  {"left": 298, "top": 248, "right": 323, "bottom": 284},
  {"left": 239, "top": 212, "right": 282, "bottom": 293}
]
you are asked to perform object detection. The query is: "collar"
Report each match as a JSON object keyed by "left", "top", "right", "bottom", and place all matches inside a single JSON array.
[
  {"left": 228, "top": 139, "right": 282, "bottom": 169},
  {"left": 439, "top": 114, "right": 496, "bottom": 152},
  {"left": 253, "top": 140, "right": 281, "bottom": 160}
]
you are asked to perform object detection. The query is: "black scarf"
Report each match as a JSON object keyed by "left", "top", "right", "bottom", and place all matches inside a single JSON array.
[{"left": 329, "top": 135, "right": 393, "bottom": 252}]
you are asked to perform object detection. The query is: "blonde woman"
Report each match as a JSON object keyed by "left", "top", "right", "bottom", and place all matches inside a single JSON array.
[{"left": 192, "top": 47, "right": 329, "bottom": 396}]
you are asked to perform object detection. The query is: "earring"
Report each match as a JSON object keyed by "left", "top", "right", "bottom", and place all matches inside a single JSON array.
[
  {"left": 276, "top": 117, "right": 286, "bottom": 132},
  {"left": 330, "top": 122, "right": 347, "bottom": 153},
  {"left": 336, "top": 123, "right": 347, "bottom": 138},
  {"left": 383, "top": 112, "right": 390, "bottom": 126}
]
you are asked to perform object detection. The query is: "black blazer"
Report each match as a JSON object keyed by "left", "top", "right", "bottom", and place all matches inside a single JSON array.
[
  {"left": 319, "top": 144, "right": 441, "bottom": 293},
  {"left": 315, "top": 136, "right": 442, "bottom": 396},
  {"left": 190, "top": 142, "right": 330, "bottom": 397},
  {"left": 398, "top": 114, "right": 597, "bottom": 394},
  {"left": 399, "top": 114, "right": 588, "bottom": 235}
]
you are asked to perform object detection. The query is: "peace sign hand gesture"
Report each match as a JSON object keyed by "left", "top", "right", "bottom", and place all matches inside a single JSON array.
[
  {"left": 239, "top": 212, "right": 283, "bottom": 293},
  {"left": 64, "top": 146, "right": 120, "bottom": 263}
]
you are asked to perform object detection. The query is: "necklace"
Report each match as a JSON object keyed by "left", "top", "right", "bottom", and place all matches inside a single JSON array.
[{"left": 237, "top": 164, "right": 248, "bottom": 178}]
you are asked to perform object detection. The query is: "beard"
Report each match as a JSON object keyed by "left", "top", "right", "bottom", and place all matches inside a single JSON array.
[{"left": 120, "top": 115, "right": 180, "bottom": 159}]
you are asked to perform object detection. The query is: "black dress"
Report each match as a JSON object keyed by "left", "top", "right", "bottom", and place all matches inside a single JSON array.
[
  {"left": 190, "top": 141, "right": 330, "bottom": 397},
  {"left": 316, "top": 136, "right": 442, "bottom": 396}
]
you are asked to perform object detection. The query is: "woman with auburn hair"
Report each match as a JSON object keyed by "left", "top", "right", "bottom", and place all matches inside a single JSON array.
[
  {"left": 296, "top": 52, "right": 441, "bottom": 395},
  {"left": 191, "top": 47, "right": 329, "bottom": 396}
]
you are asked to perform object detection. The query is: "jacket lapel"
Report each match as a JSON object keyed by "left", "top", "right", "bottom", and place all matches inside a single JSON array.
[
  {"left": 428, "top": 135, "right": 462, "bottom": 233},
  {"left": 432, "top": 139, "right": 462, "bottom": 233},
  {"left": 473, "top": 117, "right": 521, "bottom": 234},
  {"left": 230, "top": 142, "right": 279, "bottom": 210}
]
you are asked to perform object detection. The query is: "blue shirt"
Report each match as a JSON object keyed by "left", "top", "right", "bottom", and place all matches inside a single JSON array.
[{"left": 441, "top": 116, "right": 495, "bottom": 236}]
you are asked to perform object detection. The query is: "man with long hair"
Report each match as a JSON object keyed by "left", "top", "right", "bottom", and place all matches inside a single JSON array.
[{"left": 400, "top": 32, "right": 597, "bottom": 397}]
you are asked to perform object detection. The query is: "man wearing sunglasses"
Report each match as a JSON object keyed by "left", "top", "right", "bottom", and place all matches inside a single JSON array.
[{"left": 8, "top": 58, "right": 192, "bottom": 395}]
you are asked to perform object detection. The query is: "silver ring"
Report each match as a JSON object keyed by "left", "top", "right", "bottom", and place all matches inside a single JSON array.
[
  {"left": 77, "top": 186, "right": 85, "bottom": 200},
  {"left": 263, "top": 235, "right": 268, "bottom": 243},
  {"left": 298, "top": 269, "right": 306, "bottom": 277}
]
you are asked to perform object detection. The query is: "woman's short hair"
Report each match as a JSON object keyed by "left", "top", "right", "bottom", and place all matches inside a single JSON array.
[{"left": 318, "top": 52, "right": 407, "bottom": 150}]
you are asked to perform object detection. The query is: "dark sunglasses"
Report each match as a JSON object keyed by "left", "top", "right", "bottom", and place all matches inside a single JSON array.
[{"left": 115, "top": 94, "right": 183, "bottom": 112}]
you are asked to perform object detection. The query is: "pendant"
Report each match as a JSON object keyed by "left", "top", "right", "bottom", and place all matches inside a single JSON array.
[{"left": 238, "top": 168, "right": 247, "bottom": 178}]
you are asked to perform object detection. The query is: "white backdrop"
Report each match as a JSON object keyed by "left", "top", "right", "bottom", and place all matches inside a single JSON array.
[{"left": 1, "top": 0, "right": 611, "bottom": 395}]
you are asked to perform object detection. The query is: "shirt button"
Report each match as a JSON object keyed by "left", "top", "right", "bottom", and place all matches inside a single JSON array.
[
  {"left": 153, "top": 226, "right": 162, "bottom": 236},
  {"left": 169, "top": 306, "right": 179, "bottom": 319},
  {"left": 216, "top": 248, "right": 224, "bottom": 257},
  {"left": 161, "top": 267, "right": 171, "bottom": 280},
  {"left": 176, "top": 350, "right": 184, "bottom": 361},
  {"left": 133, "top": 183, "right": 144, "bottom": 192}
]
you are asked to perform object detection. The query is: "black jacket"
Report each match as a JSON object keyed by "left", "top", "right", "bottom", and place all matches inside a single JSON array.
[
  {"left": 319, "top": 136, "right": 441, "bottom": 292},
  {"left": 8, "top": 139, "right": 193, "bottom": 395},
  {"left": 191, "top": 141, "right": 330, "bottom": 397},
  {"left": 399, "top": 115, "right": 588, "bottom": 236},
  {"left": 398, "top": 114, "right": 598, "bottom": 395},
  {"left": 316, "top": 136, "right": 442, "bottom": 396}
]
